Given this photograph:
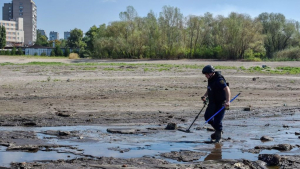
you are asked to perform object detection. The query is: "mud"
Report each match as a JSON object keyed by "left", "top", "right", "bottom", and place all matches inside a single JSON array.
[{"left": 0, "top": 56, "right": 300, "bottom": 168}]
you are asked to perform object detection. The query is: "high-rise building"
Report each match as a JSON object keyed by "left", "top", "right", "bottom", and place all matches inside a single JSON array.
[
  {"left": 49, "top": 31, "right": 59, "bottom": 41},
  {"left": 2, "top": 3, "right": 13, "bottom": 20},
  {"left": 0, "top": 18, "right": 24, "bottom": 46},
  {"left": 64, "top": 31, "right": 70, "bottom": 40},
  {"left": 37, "top": 29, "right": 46, "bottom": 37},
  {"left": 2, "top": 0, "right": 37, "bottom": 46}
]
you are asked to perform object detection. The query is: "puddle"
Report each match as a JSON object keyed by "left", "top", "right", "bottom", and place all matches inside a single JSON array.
[
  {"left": 0, "top": 149, "right": 78, "bottom": 167},
  {"left": 0, "top": 122, "right": 299, "bottom": 167}
]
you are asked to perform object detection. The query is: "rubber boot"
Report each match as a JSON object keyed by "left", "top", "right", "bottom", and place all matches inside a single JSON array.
[
  {"left": 215, "top": 130, "right": 222, "bottom": 143},
  {"left": 211, "top": 132, "right": 216, "bottom": 140},
  {"left": 211, "top": 131, "right": 223, "bottom": 140}
]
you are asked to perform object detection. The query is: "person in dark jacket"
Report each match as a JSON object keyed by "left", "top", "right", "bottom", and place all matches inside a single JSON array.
[{"left": 201, "top": 65, "right": 231, "bottom": 143}]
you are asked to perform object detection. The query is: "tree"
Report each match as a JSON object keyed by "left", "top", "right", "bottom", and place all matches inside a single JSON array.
[
  {"left": 0, "top": 26, "right": 6, "bottom": 49},
  {"left": 67, "top": 28, "right": 86, "bottom": 49},
  {"left": 54, "top": 46, "right": 63, "bottom": 56},
  {"left": 35, "top": 31, "right": 48, "bottom": 46},
  {"left": 64, "top": 47, "right": 70, "bottom": 57},
  {"left": 17, "top": 48, "right": 23, "bottom": 55},
  {"left": 258, "top": 13, "right": 297, "bottom": 58},
  {"left": 84, "top": 25, "right": 99, "bottom": 55},
  {"left": 158, "top": 6, "right": 184, "bottom": 58},
  {"left": 11, "top": 47, "right": 16, "bottom": 55},
  {"left": 50, "top": 50, "right": 55, "bottom": 56}
]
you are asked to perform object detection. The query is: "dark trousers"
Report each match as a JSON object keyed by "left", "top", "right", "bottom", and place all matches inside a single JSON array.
[{"left": 204, "top": 103, "right": 225, "bottom": 131}]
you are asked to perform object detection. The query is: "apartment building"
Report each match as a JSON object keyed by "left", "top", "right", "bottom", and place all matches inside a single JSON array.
[
  {"left": 37, "top": 29, "right": 46, "bottom": 37},
  {"left": 2, "top": 3, "right": 13, "bottom": 20},
  {"left": 64, "top": 31, "right": 70, "bottom": 40},
  {"left": 0, "top": 18, "right": 24, "bottom": 46},
  {"left": 49, "top": 31, "right": 59, "bottom": 41},
  {"left": 2, "top": 0, "right": 37, "bottom": 45}
]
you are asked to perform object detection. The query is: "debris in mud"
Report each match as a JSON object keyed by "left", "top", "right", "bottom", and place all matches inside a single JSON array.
[
  {"left": 55, "top": 109, "right": 76, "bottom": 117},
  {"left": 283, "top": 124, "right": 289, "bottom": 128},
  {"left": 107, "top": 128, "right": 137, "bottom": 134},
  {"left": 260, "top": 136, "right": 274, "bottom": 141},
  {"left": 41, "top": 130, "right": 79, "bottom": 138},
  {"left": 7, "top": 144, "right": 39, "bottom": 152},
  {"left": 244, "top": 106, "right": 251, "bottom": 111},
  {"left": 165, "top": 123, "right": 177, "bottom": 130},
  {"left": 203, "top": 126, "right": 215, "bottom": 131},
  {"left": 23, "top": 121, "right": 37, "bottom": 126},
  {"left": 108, "top": 146, "right": 131, "bottom": 153},
  {"left": 258, "top": 154, "right": 281, "bottom": 166},
  {"left": 255, "top": 144, "right": 294, "bottom": 151},
  {"left": 160, "top": 150, "right": 206, "bottom": 162}
]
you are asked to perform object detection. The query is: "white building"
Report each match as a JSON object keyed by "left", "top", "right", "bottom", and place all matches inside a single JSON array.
[{"left": 0, "top": 18, "right": 24, "bottom": 46}]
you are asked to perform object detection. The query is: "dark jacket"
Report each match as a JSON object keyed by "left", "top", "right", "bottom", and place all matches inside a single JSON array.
[{"left": 207, "top": 72, "right": 227, "bottom": 104}]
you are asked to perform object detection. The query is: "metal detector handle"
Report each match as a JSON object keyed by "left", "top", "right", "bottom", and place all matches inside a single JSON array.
[
  {"left": 204, "top": 93, "right": 241, "bottom": 124},
  {"left": 186, "top": 101, "right": 207, "bottom": 131}
]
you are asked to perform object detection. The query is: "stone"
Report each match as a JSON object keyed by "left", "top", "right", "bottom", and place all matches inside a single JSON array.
[
  {"left": 165, "top": 123, "right": 177, "bottom": 130},
  {"left": 260, "top": 136, "right": 274, "bottom": 141},
  {"left": 258, "top": 154, "right": 281, "bottom": 166},
  {"left": 107, "top": 128, "right": 137, "bottom": 134}
]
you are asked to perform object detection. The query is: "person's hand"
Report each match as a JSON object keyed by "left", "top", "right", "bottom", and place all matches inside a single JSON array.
[
  {"left": 224, "top": 101, "right": 230, "bottom": 110},
  {"left": 201, "top": 96, "right": 207, "bottom": 102}
]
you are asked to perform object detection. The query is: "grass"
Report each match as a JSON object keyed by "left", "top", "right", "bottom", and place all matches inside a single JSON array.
[{"left": 0, "top": 61, "right": 299, "bottom": 75}]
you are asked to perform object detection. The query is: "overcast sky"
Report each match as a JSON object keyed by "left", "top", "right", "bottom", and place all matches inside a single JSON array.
[{"left": 1, "top": 0, "right": 300, "bottom": 38}]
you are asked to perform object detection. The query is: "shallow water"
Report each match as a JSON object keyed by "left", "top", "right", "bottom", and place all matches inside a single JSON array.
[{"left": 0, "top": 118, "right": 299, "bottom": 168}]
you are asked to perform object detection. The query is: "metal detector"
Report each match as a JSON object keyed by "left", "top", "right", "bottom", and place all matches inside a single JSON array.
[
  {"left": 178, "top": 93, "right": 241, "bottom": 133},
  {"left": 178, "top": 97, "right": 208, "bottom": 133}
]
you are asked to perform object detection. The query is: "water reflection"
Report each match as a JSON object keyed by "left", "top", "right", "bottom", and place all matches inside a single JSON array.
[{"left": 204, "top": 143, "right": 222, "bottom": 161}]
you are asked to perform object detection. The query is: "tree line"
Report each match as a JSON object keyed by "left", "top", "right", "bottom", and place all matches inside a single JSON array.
[{"left": 36, "top": 6, "right": 300, "bottom": 60}]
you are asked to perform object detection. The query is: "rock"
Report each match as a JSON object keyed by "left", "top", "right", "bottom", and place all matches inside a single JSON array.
[
  {"left": 258, "top": 154, "right": 281, "bottom": 166},
  {"left": 165, "top": 123, "right": 177, "bottom": 130},
  {"left": 23, "top": 122, "right": 37, "bottom": 126},
  {"left": 7, "top": 145, "right": 39, "bottom": 152},
  {"left": 260, "top": 136, "right": 274, "bottom": 141},
  {"left": 59, "top": 131, "right": 71, "bottom": 136},
  {"left": 160, "top": 150, "right": 206, "bottom": 162},
  {"left": 283, "top": 124, "right": 289, "bottom": 128},
  {"left": 295, "top": 132, "right": 300, "bottom": 135},
  {"left": 244, "top": 107, "right": 251, "bottom": 111},
  {"left": 204, "top": 126, "right": 215, "bottom": 131},
  {"left": 107, "top": 128, "right": 137, "bottom": 134},
  {"left": 274, "top": 144, "right": 293, "bottom": 151}
]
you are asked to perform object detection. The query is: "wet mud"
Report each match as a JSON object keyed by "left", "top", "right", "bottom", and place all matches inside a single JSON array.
[{"left": 0, "top": 58, "right": 299, "bottom": 168}]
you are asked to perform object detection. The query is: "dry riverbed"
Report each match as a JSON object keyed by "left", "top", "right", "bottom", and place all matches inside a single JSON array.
[{"left": 0, "top": 56, "right": 299, "bottom": 169}]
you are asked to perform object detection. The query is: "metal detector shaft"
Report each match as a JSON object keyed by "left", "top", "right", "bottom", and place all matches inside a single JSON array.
[
  {"left": 205, "top": 93, "right": 241, "bottom": 124},
  {"left": 186, "top": 102, "right": 207, "bottom": 131}
]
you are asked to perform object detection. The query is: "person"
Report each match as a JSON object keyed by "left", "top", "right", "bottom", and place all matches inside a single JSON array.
[{"left": 201, "top": 65, "right": 231, "bottom": 143}]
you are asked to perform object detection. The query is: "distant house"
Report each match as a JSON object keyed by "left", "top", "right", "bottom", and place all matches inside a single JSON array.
[
  {"left": 25, "top": 44, "right": 53, "bottom": 56},
  {"left": 24, "top": 44, "right": 71, "bottom": 56}
]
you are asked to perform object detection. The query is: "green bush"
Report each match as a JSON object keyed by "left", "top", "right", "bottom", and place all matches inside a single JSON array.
[
  {"left": 50, "top": 50, "right": 55, "bottom": 56},
  {"left": 17, "top": 48, "right": 23, "bottom": 55},
  {"left": 274, "top": 47, "right": 300, "bottom": 61},
  {"left": 41, "top": 52, "right": 47, "bottom": 56},
  {"left": 34, "top": 52, "right": 38, "bottom": 56}
]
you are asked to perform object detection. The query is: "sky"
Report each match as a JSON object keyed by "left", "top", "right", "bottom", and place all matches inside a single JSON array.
[{"left": 1, "top": 0, "right": 300, "bottom": 39}]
